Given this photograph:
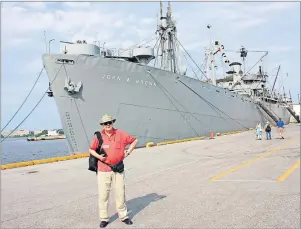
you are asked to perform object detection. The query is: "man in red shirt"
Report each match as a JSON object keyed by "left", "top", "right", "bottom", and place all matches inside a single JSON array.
[{"left": 89, "top": 114, "right": 138, "bottom": 228}]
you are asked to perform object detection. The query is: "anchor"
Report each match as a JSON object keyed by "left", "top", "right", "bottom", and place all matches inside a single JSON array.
[{"left": 64, "top": 78, "right": 82, "bottom": 94}]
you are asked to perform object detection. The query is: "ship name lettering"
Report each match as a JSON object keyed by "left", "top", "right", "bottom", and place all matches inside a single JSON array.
[
  {"left": 102, "top": 74, "right": 121, "bottom": 81},
  {"left": 102, "top": 74, "right": 156, "bottom": 87},
  {"left": 135, "top": 80, "right": 156, "bottom": 87}
]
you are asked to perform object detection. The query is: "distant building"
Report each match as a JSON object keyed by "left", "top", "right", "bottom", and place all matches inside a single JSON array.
[
  {"left": 1, "top": 131, "right": 11, "bottom": 137},
  {"left": 47, "top": 130, "right": 59, "bottom": 136},
  {"left": 1, "top": 129, "right": 65, "bottom": 138},
  {"left": 11, "top": 130, "right": 30, "bottom": 137},
  {"left": 34, "top": 130, "right": 43, "bottom": 135}
]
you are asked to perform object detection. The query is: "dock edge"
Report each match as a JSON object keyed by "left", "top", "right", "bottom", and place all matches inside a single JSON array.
[{"left": 1, "top": 128, "right": 252, "bottom": 170}]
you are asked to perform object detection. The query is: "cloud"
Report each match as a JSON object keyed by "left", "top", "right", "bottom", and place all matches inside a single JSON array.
[
  {"left": 22, "top": 58, "right": 44, "bottom": 74},
  {"left": 22, "top": 2, "right": 47, "bottom": 10},
  {"left": 63, "top": 2, "right": 91, "bottom": 8},
  {"left": 1, "top": 2, "right": 161, "bottom": 51},
  {"left": 235, "top": 18, "right": 267, "bottom": 29},
  {"left": 181, "top": 41, "right": 208, "bottom": 51},
  {"left": 6, "top": 37, "right": 29, "bottom": 46},
  {"left": 140, "top": 18, "right": 156, "bottom": 25},
  {"left": 209, "top": 2, "right": 296, "bottom": 29},
  {"left": 267, "top": 46, "right": 292, "bottom": 53},
  {"left": 255, "top": 2, "right": 296, "bottom": 13}
]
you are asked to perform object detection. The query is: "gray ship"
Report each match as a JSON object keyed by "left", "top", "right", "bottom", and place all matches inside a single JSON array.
[{"left": 42, "top": 2, "right": 293, "bottom": 153}]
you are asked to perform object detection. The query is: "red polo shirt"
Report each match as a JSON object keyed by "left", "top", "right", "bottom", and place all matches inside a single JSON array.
[{"left": 89, "top": 128, "right": 136, "bottom": 172}]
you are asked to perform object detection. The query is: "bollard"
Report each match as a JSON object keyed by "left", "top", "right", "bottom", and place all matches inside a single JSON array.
[
  {"left": 209, "top": 131, "right": 215, "bottom": 139},
  {"left": 146, "top": 142, "right": 155, "bottom": 148}
]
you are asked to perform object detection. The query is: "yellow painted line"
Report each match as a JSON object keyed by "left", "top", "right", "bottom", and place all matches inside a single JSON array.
[
  {"left": 156, "top": 129, "right": 247, "bottom": 146},
  {"left": 157, "top": 136, "right": 206, "bottom": 146},
  {"left": 1, "top": 153, "right": 90, "bottom": 170},
  {"left": 276, "top": 159, "right": 300, "bottom": 183},
  {"left": 209, "top": 138, "right": 298, "bottom": 181}
]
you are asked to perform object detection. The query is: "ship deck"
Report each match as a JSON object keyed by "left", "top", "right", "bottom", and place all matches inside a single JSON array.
[{"left": 2, "top": 124, "right": 300, "bottom": 228}]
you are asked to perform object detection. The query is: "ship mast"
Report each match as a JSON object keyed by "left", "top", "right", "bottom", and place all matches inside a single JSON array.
[
  {"left": 272, "top": 65, "right": 281, "bottom": 92},
  {"left": 205, "top": 24, "right": 216, "bottom": 86},
  {"left": 157, "top": 1, "right": 178, "bottom": 73},
  {"left": 240, "top": 46, "right": 248, "bottom": 73}
]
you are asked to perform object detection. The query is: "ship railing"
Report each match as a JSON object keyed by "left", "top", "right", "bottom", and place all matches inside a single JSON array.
[
  {"left": 105, "top": 48, "right": 133, "bottom": 57},
  {"left": 254, "top": 98, "right": 261, "bottom": 103},
  {"left": 104, "top": 48, "right": 130, "bottom": 58},
  {"left": 118, "top": 48, "right": 128, "bottom": 55},
  {"left": 105, "top": 48, "right": 118, "bottom": 57}
]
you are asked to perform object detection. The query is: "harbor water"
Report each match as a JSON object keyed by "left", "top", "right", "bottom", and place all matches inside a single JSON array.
[{"left": 1, "top": 138, "right": 70, "bottom": 164}]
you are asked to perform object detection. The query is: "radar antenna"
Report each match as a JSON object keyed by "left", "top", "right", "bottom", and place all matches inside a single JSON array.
[{"left": 240, "top": 46, "right": 248, "bottom": 73}]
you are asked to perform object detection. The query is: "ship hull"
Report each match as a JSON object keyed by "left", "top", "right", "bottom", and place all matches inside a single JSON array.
[{"left": 42, "top": 54, "right": 291, "bottom": 153}]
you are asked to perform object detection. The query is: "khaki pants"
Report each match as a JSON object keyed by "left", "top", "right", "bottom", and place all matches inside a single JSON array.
[{"left": 97, "top": 171, "right": 128, "bottom": 222}]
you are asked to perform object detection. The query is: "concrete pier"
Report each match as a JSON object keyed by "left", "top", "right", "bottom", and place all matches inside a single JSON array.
[{"left": 1, "top": 124, "right": 300, "bottom": 228}]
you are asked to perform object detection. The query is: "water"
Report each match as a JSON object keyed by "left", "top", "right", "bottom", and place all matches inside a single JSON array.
[{"left": 1, "top": 138, "right": 70, "bottom": 165}]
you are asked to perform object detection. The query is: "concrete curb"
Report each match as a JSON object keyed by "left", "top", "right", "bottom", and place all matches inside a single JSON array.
[
  {"left": 157, "top": 136, "right": 206, "bottom": 146},
  {"left": 1, "top": 153, "right": 89, "bottom": 170}
]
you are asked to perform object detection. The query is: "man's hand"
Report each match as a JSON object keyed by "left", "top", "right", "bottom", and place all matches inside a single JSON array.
[
  {"left": 125, "top": 150, "right": 130, "bottom": 158},
  {"left": 125, "top": 139, "right": 138, "bottom": 158},
  {"left": 89, "top": 149, "right": 106, "bottom": 162},
  {"left": 98, "top": 155, "right": 106, "bottom": 161}
]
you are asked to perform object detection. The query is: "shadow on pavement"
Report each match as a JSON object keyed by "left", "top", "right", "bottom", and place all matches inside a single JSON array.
[{"left": 110, "top": 193, "right": 167, "bottom": 222}]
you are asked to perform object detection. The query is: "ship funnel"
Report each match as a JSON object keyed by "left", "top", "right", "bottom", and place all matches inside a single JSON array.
[
  {"left": 132, "top": 47, "right": 155, "bottom": 65},
  {"left": 229, "top": 62, "right": 242, "bottom": 83},
  {"left": 229, "top": 62, "right": 242, "bottom": 74}
]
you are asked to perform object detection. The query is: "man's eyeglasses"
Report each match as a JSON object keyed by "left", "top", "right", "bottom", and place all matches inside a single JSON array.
[{"left": 102, "top": 121, "right": 113, "bottom": 126}]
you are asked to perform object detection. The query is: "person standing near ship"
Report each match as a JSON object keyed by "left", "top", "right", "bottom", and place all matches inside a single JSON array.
[
  {"left": 255, "top": 123, "right": 262, "bottom": 140},
  {"left": 264, "top": 121, "right": 272, "bottom": 140},
  {"left": 89, "top": 114, "right": 138, "bottom": 228},
  {"left": 276, "top": 118, "right": 285, "bottom": 139}
]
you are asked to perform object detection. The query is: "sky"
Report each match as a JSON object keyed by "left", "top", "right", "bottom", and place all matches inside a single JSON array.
[{"left": 1, "top": 1, "right": 300, "bottom": 131}]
